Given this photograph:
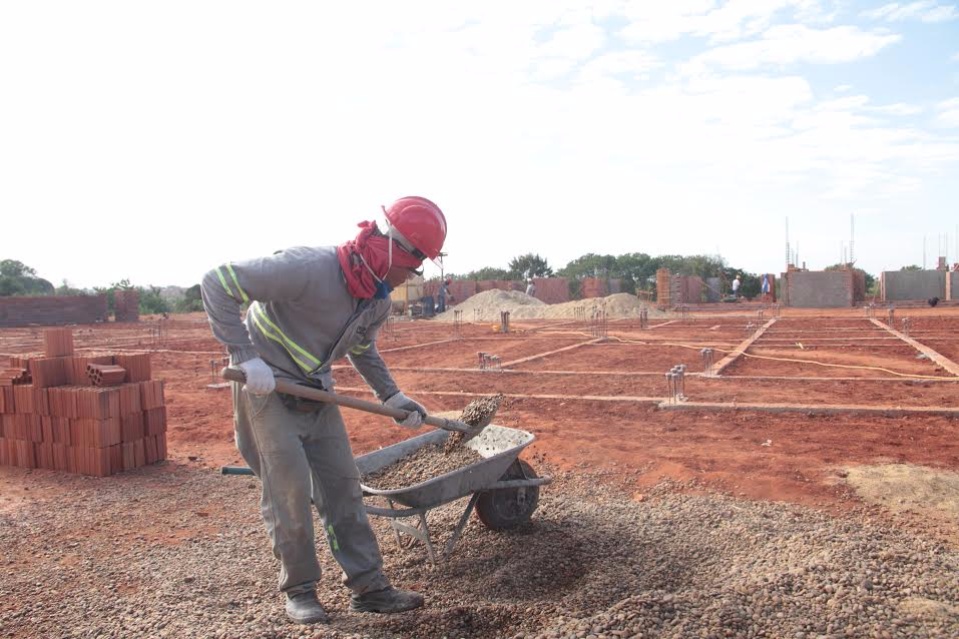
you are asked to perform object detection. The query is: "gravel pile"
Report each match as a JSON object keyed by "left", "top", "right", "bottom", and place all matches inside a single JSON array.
[
  {"left": 1, "top": 465, "right": 958, "bottom": 638},
  {"left": 436, "top": 292, "right": 665, "bottom": 322},
  {"left": 362, "top": 442, "right": 482, "bottom": 490}
]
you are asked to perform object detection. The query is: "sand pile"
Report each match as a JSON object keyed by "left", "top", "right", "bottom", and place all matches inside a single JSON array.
[{"left": 435, "top": 290, "right": 665, "bottom": 322}]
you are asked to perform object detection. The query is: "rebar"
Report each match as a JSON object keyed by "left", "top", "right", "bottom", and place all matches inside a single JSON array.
[
  {"left": 478, "top": 352, "right": 488, "bottom": 371},
  {"left": 757, "top": 308, "right": 764, "bottom": 321},
  {"left": 700, "top": 347, "right": 715, "bottom": 374},
  {"left": 385, "top": 315, "right": 396, "bottom": 340},
  {"left": 452, "top": 310, "right": 463, "bottom": 338},
  {"left": 500, "top": 310, "right": 510, "bottom": 334},
  {"left": 887, "top": 305, "right": 895, "bottom": 326},
  {"left": 639, "top": 308, "right": 649, "bottom": 330},
  {"left": 901, "top": 316, "right": 911, "bottom": 336}
]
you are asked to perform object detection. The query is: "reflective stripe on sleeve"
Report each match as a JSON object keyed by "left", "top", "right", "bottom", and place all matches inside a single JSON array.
[
  {"left": 225, "top": 264, "right": 250, "bottom": 304},
  {"left": 249, "top": 302, "right": 322, "bottom": 372},
  {"left": 215, "top": 267, "right": 237, "bottom": 301}
]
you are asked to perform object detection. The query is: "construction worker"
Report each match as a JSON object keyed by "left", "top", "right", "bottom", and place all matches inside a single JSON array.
[
  {"left": 200, "top": 196, "right": 446, "bottom": 624},
  {"left": 525, "top": 279, "right": 536, "bottom": 297},
  {"left": 436, "top": 278, "right": 449, "bottom": 313},
  {"left": 731, "top": 275, "right": 741, "bottom": 299}
]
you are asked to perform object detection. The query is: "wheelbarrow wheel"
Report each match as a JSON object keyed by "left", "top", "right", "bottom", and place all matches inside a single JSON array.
[{"left": 476, "top": 459, "right": 540, "bottom": 531}]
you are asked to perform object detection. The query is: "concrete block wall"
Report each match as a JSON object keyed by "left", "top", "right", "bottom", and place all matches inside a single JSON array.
[
  {"left": 114, "top": 290, "right": 140, "bottom": 323},
  {"left": 0, "top": 295, "right": 108, "bottom": 328},
  {"left": 782, "top": 271, "right": 854, "bottom": 308},
  {"left": 580, "top": 278, "right": 608, "bottom": 299},
  {"left": 531, "top": 278, "right": 570, "bottom": 304},
  {"left": 881, "top": 271, "right": 946, "bottom": 301},
  {"left": 706, "top": 277, "right": 722, "bottom": 302}
]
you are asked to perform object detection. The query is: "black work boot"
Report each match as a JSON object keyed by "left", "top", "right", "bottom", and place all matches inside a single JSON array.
[
  {"left": 285, "top": 590, "right": 329, "bottom": 624},
  {"left": 350, "top": 587, "right": 424, "bottom": 614}
]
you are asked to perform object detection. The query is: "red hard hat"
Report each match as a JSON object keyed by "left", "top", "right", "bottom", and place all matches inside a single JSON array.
[{"left": 383, "top": 196, "right": 447, "bottom": 261}]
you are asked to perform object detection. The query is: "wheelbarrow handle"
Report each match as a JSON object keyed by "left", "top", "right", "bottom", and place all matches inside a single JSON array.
[{"left": 221, "top": 367, "right": 474, "bottom": 435}]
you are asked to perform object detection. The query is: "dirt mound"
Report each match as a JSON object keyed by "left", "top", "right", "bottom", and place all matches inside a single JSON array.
[
  {"left": 843, "top": 463, "right": 959, "bottom": 520},
  {"left": 436, "top": 291, "right": 664, "bottom": 322}
]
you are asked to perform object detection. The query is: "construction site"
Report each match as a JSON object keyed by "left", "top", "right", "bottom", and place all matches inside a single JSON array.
[{"left": 1, "top": 287, "right": 959, "bottom": 639}]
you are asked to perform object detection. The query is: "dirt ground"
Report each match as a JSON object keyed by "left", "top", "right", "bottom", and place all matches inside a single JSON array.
[{"left": 2, "top": 305, "right": 959, "bottom": 637}]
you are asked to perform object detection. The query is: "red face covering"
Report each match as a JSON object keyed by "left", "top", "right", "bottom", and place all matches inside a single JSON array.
[{"left": 337, "top": 221, "right": 423, "bottom": 299}]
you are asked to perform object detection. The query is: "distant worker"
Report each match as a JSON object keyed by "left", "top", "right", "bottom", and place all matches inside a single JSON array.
[
  {"left": 525, "top": 279, "right": 536, "bottom": 297},
  {"left": 437, "top": 278, "right": 450, "bottom": 313},
  {"left": 761, "top": 274, "right": 770, "bottom": 296},
  {"left": 200, "top": 196, "right": 446, "bottom": 624},
  {"left": 732, "top": 275, "right": 741, "bottom": 298}
]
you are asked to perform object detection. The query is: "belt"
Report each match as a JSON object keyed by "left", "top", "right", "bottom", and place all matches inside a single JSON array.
[{"left": 278, "top": 389, "right": 327, "bottom": 413}]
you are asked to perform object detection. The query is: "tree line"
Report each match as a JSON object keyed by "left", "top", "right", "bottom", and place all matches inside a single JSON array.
[{"left": 1, "top": 253, "right": 881, "bottom": 311}]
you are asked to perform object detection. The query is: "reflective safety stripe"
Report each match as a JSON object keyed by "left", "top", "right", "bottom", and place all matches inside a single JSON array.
[
  {"left": 350, "top": 342, "right": 372, "bottom": 355},
  {"left": 225, "top": 264, "right": 249, "bottom": 304},
  {"left": 249, "top": 302, "right": 322, "bottom": 372},
  {"left": 215, "top": 267, "right": 237, "bottom": 301},
  {"left": 326, "top": 524, "right": 340, "bottom": 551}
]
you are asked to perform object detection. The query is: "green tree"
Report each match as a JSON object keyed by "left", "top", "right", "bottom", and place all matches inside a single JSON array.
[
  {"left": 463, "top": 266, "right": 511, "bottom": 280},
  {"left": 508, "top": 253, "right": 553, "bottom": 279},
  {"left": 138, "top": 286, "right": 170, "bottom": 314},
  {"left": 0, "top": 260, "right": 53, "bottom": 296},
  {"left": 175, "top": 284, "right": 205, "bottom": 312},
  {"left": 0, "top": 260, "right": 36, "bottom": 278}
]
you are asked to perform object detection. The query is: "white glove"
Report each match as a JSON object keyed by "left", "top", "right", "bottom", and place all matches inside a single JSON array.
[
  {"left": 238, "top": 357, "right": 275, "bottom": 395},
  {"left": 384, "top": 392, "right": 426, "bottom": 429}
]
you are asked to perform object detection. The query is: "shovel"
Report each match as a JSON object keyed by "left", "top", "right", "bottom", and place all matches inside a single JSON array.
[{"left": 221, "top": 367, "right": 492, "bottom": 443}]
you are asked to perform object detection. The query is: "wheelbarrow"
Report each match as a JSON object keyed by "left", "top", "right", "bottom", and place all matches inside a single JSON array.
[
  {"left": 356, "top": 424, "right": 551, "bottom": 562},
  {"left": 223, "top": 423, "right": 550, "bottom": 562}
]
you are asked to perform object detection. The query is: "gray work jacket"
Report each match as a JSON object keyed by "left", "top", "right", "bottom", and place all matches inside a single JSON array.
[{"left": 200, "top": 246, "right": 399, "bottom": 400}]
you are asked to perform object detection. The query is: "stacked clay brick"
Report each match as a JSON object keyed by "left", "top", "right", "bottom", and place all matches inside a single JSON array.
[{"left": 0, "top": 328, "right": 167, "bottom": 477}]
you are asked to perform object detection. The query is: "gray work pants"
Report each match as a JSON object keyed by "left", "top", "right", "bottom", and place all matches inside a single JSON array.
[{"left": 233, "top": 385, "right": 390, "bottom": 596}]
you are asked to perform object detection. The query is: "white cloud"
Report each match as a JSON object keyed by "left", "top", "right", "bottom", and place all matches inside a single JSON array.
[
  {"left": 1, "top": 1, "right": 958, "bottom": 286},
  {"left": 683, "top": 24, "right": 901, "bottom": 72},
  {"left": 936, "top": 97, "right": 959, "bottom": 126},
  {"left": 952, "top": 51, "right": 959, "bottom": 61},
  {"left": 869, "top": 102, "right": 924, "bottom": 115},
  {"left": 862, "top": 1, "right": 959, "bottom": 22}
]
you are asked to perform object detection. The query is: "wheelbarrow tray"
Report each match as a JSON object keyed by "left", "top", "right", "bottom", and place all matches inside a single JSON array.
[{"left": 356, "top": 424, "right": 535, "bottom": 510}]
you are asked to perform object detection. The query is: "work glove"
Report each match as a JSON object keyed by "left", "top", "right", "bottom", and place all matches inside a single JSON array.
[
  {"left": 384, "top": 391, "right": 427, "bottom": 429},
  {"left": 238, "top": 357, "right": 275, "bottom": 395}
]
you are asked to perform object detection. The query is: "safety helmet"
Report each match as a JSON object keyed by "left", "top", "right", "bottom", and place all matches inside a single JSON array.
[{"left": 383, "top": 196, "right": 447, "bottom": 261}]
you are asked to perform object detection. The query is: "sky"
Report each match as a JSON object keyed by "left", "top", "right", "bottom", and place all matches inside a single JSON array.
[{"left": 2, "top": 1, "right": 958, "bottom": 289}]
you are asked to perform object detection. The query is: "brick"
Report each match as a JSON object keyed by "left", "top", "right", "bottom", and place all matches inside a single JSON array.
[
  {"left": 144, "top": 436, "right": 158, "bottom": 464},
  {"left": 118, "top": 384, "right": 142, "bottom": 415},
  {"left": 52, "top": 443, "right": 68, "bottom": 471},
  {"left": 156, "top": 434, "right": 167, "bottom": 461},
  {"left": 139, "top": 381, "right": 165, "bottom": 410},
  {"left": 13, "top": 440, "right": 36, "bottom": 469},
  {"left": 36, "top": 442, "right": 54, "bottom": 469},
  {"left": 115, "top": 353, "right": 151, "bottom": 383},
  {"left": 121, "top": 412, "right": 144, "bottom": 442},
  {"left": 144, "top": 407, "right": 167, "bottom": 435},
  {"left": 109, "top": 444, "right": 123, "bottom": 475},
  {"left": 70, "top": 417, "right": 121, "bottom": 448}
]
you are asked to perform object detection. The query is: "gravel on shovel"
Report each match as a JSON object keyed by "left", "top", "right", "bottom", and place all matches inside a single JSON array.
[{"left": 443, "top": 393, "right": 504, "bottom": 454}]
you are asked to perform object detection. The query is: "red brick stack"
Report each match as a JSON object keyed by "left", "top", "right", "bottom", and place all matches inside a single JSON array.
[{"left": 0, "top": 328, "right": 167, "bottom": 477}]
